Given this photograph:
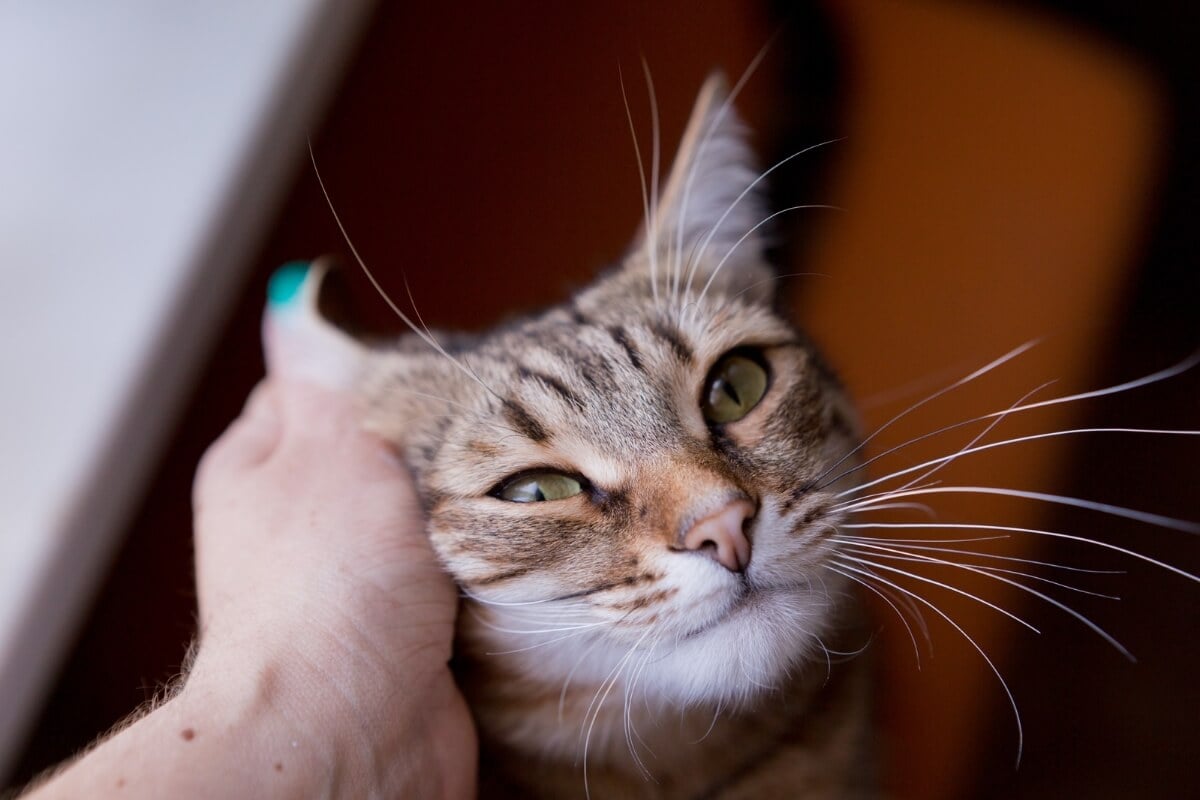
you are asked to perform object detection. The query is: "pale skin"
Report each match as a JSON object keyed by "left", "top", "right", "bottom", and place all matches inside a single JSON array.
[{"left": 22, "top": 378, "right": 477, "bottom": 799}]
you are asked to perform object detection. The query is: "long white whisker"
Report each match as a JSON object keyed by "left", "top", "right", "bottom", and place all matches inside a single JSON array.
[
  {"left": 835, "top": 536, "right": 1123, "bottom": 574},
  {"left": 620, "top": 62, "right": 660, "bottom": 307},
  {"left": 824, "top": 562, "right": 925, "bottom": 665},
  {"left": 685, "top": 140, "right": 841, "bottom": 300},
  {"left": 842, "top": 521, "right": 1200, "bottom": 583},
  {"left": 691, "top": 204, "right": 840, "bottom": 323},
  {"left": 461, "top": 588, "right": 593, "bottom": 608},
  {"left": 672, "top": 42, "right": 774, "bottom": 304},
  {"left": 833, "top": 554, "right": 1038, "bottom": 632},
  {"left": 821, "top": 354, "right": 1200, "bottom": 492},
  {"left": 623, "top": 638, "right": 659, "bottom": 781},
  {"left": 973, "top": 351, "right": 1200, "bottom": 420},
  {"left": 831, "top": 556, "right": 1024, "bottom": 765},
  {"left": 484, "top": 626, "right": 608, "bottom": 656},
  {"left": 840, "top": 543, "right": 1131, "bottom": 658},
  {"left": 836, "top": 480, "right": 943, "bottom": 512},
  {"left": 859, "top": 549, "right": 1122, "bottom": 600},
  {"left": 813, "top": 341, "right": 1040, "bottom": 490},
  {"left": 307, "top": 144, "right": 503, "bottom": 401},
  {"left": 841, "top": 486, "right": 1200, "bottom": 535},
  {"left": 838, "top": 428, "right": 1200, "bottom": 502},
  {"left": 582, "top": 629, "right": 653, "bottom": 800},
  {"left": 894, "top": 383, "right": 1051, "bottom": 494}
]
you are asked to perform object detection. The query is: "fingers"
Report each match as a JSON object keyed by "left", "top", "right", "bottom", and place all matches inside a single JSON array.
[
  {"left": 195, "top": 381, "right": 283, "bottom": 490},
  {"left": 262, "top": 260, "right": 365, "bottom": 392}
]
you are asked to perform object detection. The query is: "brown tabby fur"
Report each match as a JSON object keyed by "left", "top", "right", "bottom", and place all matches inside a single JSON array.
[{"left": 355, "top": 75, "right": 878, "bottom": 797}]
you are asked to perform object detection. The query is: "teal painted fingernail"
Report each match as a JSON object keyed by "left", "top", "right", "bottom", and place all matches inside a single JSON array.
[{"left": 268, "top": 261, "right": 310, "bottom": 307}]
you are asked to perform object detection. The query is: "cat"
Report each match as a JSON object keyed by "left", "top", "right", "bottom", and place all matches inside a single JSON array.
[
  {"left": 281, "top": 71, "right": 1197, "bottom": 798},
  {"left": 312, "top": 72, "right": 881, "bottom": 797}
]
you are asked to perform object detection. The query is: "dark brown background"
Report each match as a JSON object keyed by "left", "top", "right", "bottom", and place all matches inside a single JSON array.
[{"left": 9, "top": 2, "right": 1198, "bottom": 798}]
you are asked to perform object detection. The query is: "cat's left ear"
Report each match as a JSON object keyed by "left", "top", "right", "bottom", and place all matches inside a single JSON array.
[{"left": 628, "top": 72, "right": 773, "bottom": 301}]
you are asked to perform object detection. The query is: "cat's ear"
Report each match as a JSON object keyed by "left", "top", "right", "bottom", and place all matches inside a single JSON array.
[{"left": 629, "top": 72, "right": 773, "bottom": 300}]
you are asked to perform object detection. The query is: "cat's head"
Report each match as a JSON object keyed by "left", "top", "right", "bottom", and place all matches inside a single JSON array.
[{"left": 342, "top": 75, "right": 861, "bottom": 709}]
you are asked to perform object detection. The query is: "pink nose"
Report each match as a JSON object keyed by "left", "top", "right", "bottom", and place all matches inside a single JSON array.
[{"left": 682, "top": 500, "right": 754, "bottom": 572}]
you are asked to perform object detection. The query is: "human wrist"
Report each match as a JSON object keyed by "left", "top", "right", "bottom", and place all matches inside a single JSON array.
[{"left": 179, "top": 636, "right": 395, "bottom": 797}]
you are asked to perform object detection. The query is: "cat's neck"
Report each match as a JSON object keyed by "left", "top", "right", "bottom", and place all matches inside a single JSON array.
[{"left": 456, "top": 604, "right": 877, "bottom": 799}]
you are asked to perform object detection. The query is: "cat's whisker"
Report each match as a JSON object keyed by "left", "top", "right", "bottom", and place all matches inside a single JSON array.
[
  {"left": 622, "top": 638, "right": 660, "bottom": 781},
  {"left": 817, "top": 390, "right": 1054, "bottom": 494},
  {"left": 840, "top": 543, "right": 1130, "bottom": 656},
  {"left": 892, "top": 383, "right": 1050, "bottom": 495},
  {"left": 619, "top": 62, "right": 660, "bottom": 308},
  {"left": 830, "top": 556, "right": 1025, "bottom": 765},
  {"left": 834, "top": 553, "right": 1038, "bottom": 633},
  {"left": 691, "top": 206, "right": 839, "bottom": 323},
  {"left": 839, "top": 486, "right": 1200, "bottom": 536},
  {"left": 868, "top": 550, "right": 1123, "bottom": 601},
  {"left": 824, "top": 563, "right": 926, "bottom": 666},
  {"left": 476, "top": 619, "right": 610, "bottom": 637},
  {"left": 978, "top": 350, "right": 1200, "bottom": 420},
  {"left": 645, "top": 58, "right": 662, "bottom": 309},
  {"left": 460, "top": 587, "right": 594, "bottom": 609},
  {"left": 558, "top": 634, "right": 609, "bottom": 724},
  {"left": 730, "top": 271, "right": 828, "bottom": 304},
  {"left": 822, "top": 634, "right": 876, "bottom": 662},
  {"left": 684, "top": 140, "right": 841, "bottom": 305},
  {"left": 815, "top": 634, "right": 834, "bottom": 687},
  {"left": 841, "top": 521, "right": 1200, "bottom": 584},
  {"left": 812, "top": 341, "right": 1040, "bottom": 490},
  {"left": 389, "top": 390, "right": 522, "bottom": 439},
  {"left": 672, "top": 41, "right": 773, "bottom": 303},
  {"left": 308, "top": 144, "right": 505, "bottom": 402},
  {"left": 843, "top": 533, "right": 1010, "bottom": 545},
  {"left": 835, "top": 535, "right": 1124, "bottom": 575},
  {"left": 832, "top": 480, "right": 943, "bottom": 513},
  {"left": 844, "top": 501, "right": 937, "bottom": 517},
  {"left": 581, "top": 628, "right": 654, "bottom": 800},
  {"left": 486, "top": 629, "right": 607, "bottom": 657},
  {"left": 692, "top": 694, "right": 726, "bottom": 745},
  {"left": 835, "top": 427, "right": 1200, "bottom": 504},
  {"left": 822, "top": 351, "right": 1200, "bottom": 493}
]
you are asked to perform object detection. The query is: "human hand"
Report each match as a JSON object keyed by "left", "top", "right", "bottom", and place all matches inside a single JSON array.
[
  {"left": 20, "top": 260, "right": 475, "bottom": 799},
  {"left": 187, "top": 376, "right": 476, "bottom": 798}
]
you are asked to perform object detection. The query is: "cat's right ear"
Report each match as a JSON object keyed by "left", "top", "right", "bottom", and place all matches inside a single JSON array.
[{"left": 263, "top": 260, "right": 368, "bottom": 390}]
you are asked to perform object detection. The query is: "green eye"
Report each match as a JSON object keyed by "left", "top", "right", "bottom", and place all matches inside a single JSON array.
[
  {"left": 701, "top": 351, "right": 769, "bottom": 424},
  {"left": 497, "top": 472, "right": 584, "bottom": 502}
]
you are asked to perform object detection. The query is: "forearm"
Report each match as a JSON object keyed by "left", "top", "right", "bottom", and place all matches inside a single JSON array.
[
  {"left": 18, "top": 375, "right": 479, "bottom": 799},
  {"left": 20, "top": 650, "right": 459, "bottom": 799},
  {"left": 23, "top": 663, "right": 344, "bottom": 799}
]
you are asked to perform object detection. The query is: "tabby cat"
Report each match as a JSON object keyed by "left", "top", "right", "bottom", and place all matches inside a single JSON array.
[
  {"left": 276, "top": 54, "right": 1200, "bottom": 794},
  {"left": 344, "top": 74, "right": 877, "bottom": 798}
]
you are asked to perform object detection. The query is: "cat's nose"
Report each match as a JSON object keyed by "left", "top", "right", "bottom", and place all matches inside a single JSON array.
[{"left": 682, "top": 500, "right": 754, "bottom": 572}]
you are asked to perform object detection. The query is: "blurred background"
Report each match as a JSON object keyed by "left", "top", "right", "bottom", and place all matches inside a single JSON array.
[{"left": 3, "top": 1, "right": 1197, "bottom": 797}]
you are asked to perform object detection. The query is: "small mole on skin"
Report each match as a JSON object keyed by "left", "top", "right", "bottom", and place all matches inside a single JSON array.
[
  {"left": 116, "top": 778, "right": 126, "bottom": 789},
  {"left": 180, "top": 728, "right": 195, "bottom": 741},
  {"left": 274, "top": 762, "right": 284, "bottom": 772}
]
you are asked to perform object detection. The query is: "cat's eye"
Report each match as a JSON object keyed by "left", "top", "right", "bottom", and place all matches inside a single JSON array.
[
  {"left": 701, "top": 351, "right": 769, "bottom": 424},
  {"left": 496, "top": 472, "right": 584, "bottom": 503}
]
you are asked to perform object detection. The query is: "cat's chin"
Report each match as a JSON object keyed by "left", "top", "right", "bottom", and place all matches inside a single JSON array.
[
  {"left": 637, "top": 583, "right": 846, "bottom": 707},
  {"left": 475, "top": 582, "right": 849, "bottom": 710}
]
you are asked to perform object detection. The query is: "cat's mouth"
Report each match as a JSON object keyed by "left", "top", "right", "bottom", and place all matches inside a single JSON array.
[{"left": 680, "top": 577, "right": 799, "bottom": 640}]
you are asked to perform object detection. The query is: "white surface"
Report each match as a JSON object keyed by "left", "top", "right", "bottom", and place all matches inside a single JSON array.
[{"left": 0, "top": 0, "right": 372, "bottom": 779}]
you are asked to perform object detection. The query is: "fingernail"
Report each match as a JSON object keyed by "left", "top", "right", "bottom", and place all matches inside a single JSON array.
[{"left": 267, "top": 261, "right": 311, "bottom": 308}]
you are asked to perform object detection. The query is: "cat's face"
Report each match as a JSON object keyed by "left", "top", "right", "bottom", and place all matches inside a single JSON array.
[{"left": 358, "top": 75, "right": 861, "bottom": 707}]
